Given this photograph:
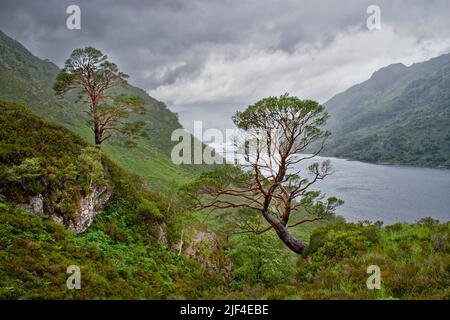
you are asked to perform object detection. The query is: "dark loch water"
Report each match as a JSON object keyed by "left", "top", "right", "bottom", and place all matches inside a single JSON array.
[{"left": 294, "top": 156, "right": 450, "bottom": 224}]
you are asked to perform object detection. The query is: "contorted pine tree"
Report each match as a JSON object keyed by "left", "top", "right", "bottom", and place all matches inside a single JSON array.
[
  {"left": 181, "top": 94, "right": 342, "bottom": 254},
  {"left": 54, "top": 47, "right": 145, "bottom": 146}
]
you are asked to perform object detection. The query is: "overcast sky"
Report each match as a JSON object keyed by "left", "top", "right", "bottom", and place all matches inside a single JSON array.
[{"left": 1, "top": 0, "right": 450, "bottom": 133}]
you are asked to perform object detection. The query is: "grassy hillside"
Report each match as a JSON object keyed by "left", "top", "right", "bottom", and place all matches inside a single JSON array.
[
  {"left": 323, "top": 54, "right": 450, "bottom": 168},
  {"left": 1, "top": 30, "right": 447, "bottom": 301},
  {"left": 0, "top": 30, "right": 206, "bottom": 189},
  {"left": 244, "top": 219, "right": 449, "bottom": 300},
  {"left": 0, "top": 100, "right": 223, "bottom": 299},
  {"left": 0, "top": 100, "right": 448, "bottom": 300}
]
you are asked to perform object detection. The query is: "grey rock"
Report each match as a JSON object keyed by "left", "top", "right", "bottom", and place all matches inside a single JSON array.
[
  {"left": 158, "top": 224, "right": 168, "bottom": 246},
  {"left": 68, "top": 184, "right": 112, "bottom": 234},
  {"left": 16, "top": 194, "right": 44, "bottom": 216},
  {"left": 182, "top": 230, "right": 231, "bottom": 276},
  {"left": 49, "top": 214, "right": 64, "bottom": 225}
]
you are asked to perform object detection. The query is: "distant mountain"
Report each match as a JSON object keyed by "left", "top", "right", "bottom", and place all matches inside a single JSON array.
[
  {"left": 323, "top": 53, "right": 450, "bottom": 168},
  {"left": 0, "top": 30, "right": 206, "bottom": 188}
]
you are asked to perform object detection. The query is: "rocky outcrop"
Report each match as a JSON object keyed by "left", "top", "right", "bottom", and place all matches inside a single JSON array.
[
  {"left": 14, "top": 178, "right": 112, "bottom": 234},
  {"left": 45, "top": 184, "right": 112, "bottom": 234},
  {"left": 180, "top": 230, "right": 231, "bottom": 276},
  {"left": 15, "top": 194, "right": 44, "bottom": 216},
  {"left": 68, "top": 184, "right": 112, "bottom": 234},
  {"left": 158, "top": 224, "right": 168, "bottom": 246}
]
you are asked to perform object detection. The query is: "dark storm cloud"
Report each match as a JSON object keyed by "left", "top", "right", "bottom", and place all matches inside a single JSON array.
[
  {"left": 1, "top": 0, "right": 450, "bottom": 133},
  {"left": 0, "top": 1, "right": 403, "bottom": 85}
]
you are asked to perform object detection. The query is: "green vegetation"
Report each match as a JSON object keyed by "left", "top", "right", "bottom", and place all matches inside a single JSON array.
[
  {"left": 217, "top": 219, "right": 449, "bottom": 299},
  {"left": 0, "top": 100, "right": 448, "bottom": 300},
  {"left": 226, "top": 219, "right": 298, "bottom": 290},
  {"left": 54, "top": 47, "right": 147, "bottom": 146},
  {"left": 0, "top": 30, "right": 205, "bottom": 189},
  {"left": 2, "top": 201, "right": 448, "bottom": 299},
  {"left": 181, "top": 95, "right": 342, "bottom": 254},
  {"left": 0, "top": 30, "right": 448, "bottom": 300},
  {"left": 0, "top": 100, "right": 222, "bottom": 299},
  {"left": 324, "top": 56, "right": 450, "bottom": 168},
  {"left": 0, "top": 204, "right": 222, "bottom": 299},
  {"left": 0, "top": 100, "right": 89, "bottom": 212}
]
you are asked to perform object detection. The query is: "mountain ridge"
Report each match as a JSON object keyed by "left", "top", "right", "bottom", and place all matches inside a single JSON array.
[
  {"left": 323, "top": 52, "right": 450, "bottom": 168},
  {"left": 0, "top": 29, "right": 207, "bottom": 189}
]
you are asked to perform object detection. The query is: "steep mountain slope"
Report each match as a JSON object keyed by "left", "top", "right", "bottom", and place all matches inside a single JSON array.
[
  {"left": 0, "top": 33, "right": 448, "bottom": 300},
  {"left": 0, "top": 100, "right": 220, "bottom": 299},
  {"left": 323, "top": 53, "right": 450, "bottom": 168},
  {"left": 0, "top": 30, "right": 203, "bottom": 189}
]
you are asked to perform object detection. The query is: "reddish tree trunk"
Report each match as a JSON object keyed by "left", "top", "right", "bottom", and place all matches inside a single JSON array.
[
  {"left": 92, "top": 98, "right": 102, "bottom": 145},
  {"left": 94, "top": 125, "right": 102, "bottom": 145},
  {"left": 262, "top": 210, "right": 306, "bottom": 254}
]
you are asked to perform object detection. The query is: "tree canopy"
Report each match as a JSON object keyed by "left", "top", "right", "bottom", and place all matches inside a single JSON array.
[
  {"left": 181, "top": 94, "right": 342, "bottom": 254},
  {"left": 54, "top": 47, "right": 145, "bottom": 146}
]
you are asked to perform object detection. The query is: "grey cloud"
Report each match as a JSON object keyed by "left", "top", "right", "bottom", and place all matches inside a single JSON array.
[
  {"left": 2, "top": 1, "right": 449, "bottom": 85},
  {"left": 1, "top": 0, "right": 450, "bottom": 133}
]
